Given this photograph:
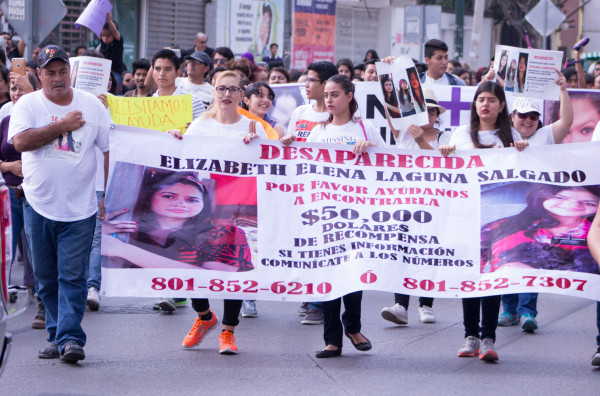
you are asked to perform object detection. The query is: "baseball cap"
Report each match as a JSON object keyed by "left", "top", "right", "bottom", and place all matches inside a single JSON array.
[
  {"left": 185, "top": 51, "right": 211, "bottom": 65},
  {"left": 38, "top": 45, "right": 70, "bottom": 68},
  {"left": 512, "top": 97, "right": 541, "bottom": 115}
]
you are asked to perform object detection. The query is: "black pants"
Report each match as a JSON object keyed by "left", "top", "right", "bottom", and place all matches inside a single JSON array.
[
  {"left": 462, "top": 296, "right": 501, "bottom": 341},
  {"left": 191, "top": 298, "right": 242, "bottom": 327},
  {"left": 322, "top": 291, "right": 363, "bottom": 348},
  {"left": 394, "top": 293, "right": 433, "bottom": 308}
]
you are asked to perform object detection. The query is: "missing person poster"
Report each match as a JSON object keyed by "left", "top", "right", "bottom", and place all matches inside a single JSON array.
[
  {"left": 69, "top": 56, "right": 112, "bottom": 96},
  {"left": 376, "top": 56, "right": 430, "bottom": 131},
  {"left": 102, "top": 125, "right": 600, "bottom": 302},
  {"left": 494, "top": 45, "right": 563, "bottom": 100}
]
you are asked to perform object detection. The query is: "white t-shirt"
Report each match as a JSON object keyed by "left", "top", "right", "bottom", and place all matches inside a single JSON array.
[
  {"left": 186, "top": 115, "right": 267, "bottom": 139},
  {"left": 153, "top": 86, "right": 205, "bottom": 120},
  {"left": 396, "top": 128, "right": 453, "bottom": 150},
  {"left": 175, "top": 77, "right": 213, "bottom": 107},
  {"left": 449, "top": 124, "right": 522, "bottom": 150},
  {"left": 423, "top": 73, "right": 450, "bottom": 87},
  {"left": 591, "top": 121, "right": 600, "bottom": 142},
  {"left": 525, "top": 125, "right": 554, "bottom": 146},
  {"left": 307, "top": 119, "right": 385, "bottom": 146},
  {"left": 8, "top": 88, "right": 111, "bottom": 221},
  {"left": 286, "top": 104, "right": 329, "bottom": 141}
]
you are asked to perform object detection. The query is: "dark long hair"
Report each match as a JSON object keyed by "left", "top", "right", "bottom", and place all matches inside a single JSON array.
[
  {"left": 322, "top": 74, "right": 358, "bottom": 125},
  {"left": 497, "top": 51, "right": 508, "bottom": 80},
  {"left": 138, "top": 172, "right": 213, "bottom": 238},
  {"left": 380, "top": 76, "right": 398, "bottom": 107},
  {"left": 469, "top": 81, "right": 513, "bottom": 148},
  {"left": 517, "top": 53, "right": 528, "bottom": 91}
]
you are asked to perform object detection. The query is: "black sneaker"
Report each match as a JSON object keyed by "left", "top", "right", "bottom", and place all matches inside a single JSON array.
[
  {"left": 38, "top": 343, "right": 60, "bottom": 359},
  {"left": 60, "top": 341, "right": 85, "bottom": 363}
]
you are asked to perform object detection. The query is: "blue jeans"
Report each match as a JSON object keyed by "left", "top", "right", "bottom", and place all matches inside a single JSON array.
[
  {"left": 501, "top": 293, "right": 538, "bottom": 317},
  {"left": 8, "top": 188, "right": 33, "bottom": 287},
  {"left": 87, "top": 191, "right": 103, "bottom": 290},
  {"left": 309, "top": 302, "right": 323, "bottom": 312},
  {"left": 24, "top": 202, "right": 96, "bottom": 351}
]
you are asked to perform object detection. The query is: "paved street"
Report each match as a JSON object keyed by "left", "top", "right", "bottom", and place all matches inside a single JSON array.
[{"left": 2, "top": 281, "right": 599, "bottom": 395}]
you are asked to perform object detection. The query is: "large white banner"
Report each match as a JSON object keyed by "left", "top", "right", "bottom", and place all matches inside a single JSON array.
[{"left": 102, "top": 125, "right": 600, "bottom": 302}]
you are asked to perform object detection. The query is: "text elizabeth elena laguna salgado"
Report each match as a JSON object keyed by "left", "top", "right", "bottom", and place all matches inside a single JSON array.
[{"left": 157, "top": 144, "right": 588, "bottom": 271}]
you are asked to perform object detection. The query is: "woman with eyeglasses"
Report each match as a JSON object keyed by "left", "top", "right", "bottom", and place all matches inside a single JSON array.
[
  {"left": 168, "top": 70, "right": 266, "bottom": 355},
  {"left": 439, "top": 81, "right": 528, "bottom": 363},
  {"left": 510, "top": 70, "right": 572, "bottom": 145},
  {"left": 495, "top": 69, "right": 572, "bottom": 334}
]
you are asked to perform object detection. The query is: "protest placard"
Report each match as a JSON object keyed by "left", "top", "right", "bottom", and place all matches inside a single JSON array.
[
  {"left": 74, "top": 0, "right": 112, "bottom": 37},
  {"left": 106, "top": 94, "right": 194, "bottom": 132},
  {"left": 376, "top": 56, "right": 430, "bottom": 131},
  {"left": 69, "top": 56, "right": 112, "bottom": 96},
  {"left": 101, "top": 125, "right": 600, "bottom": 302},
  {"left": 494, "top": 45, "right": 563, "bottom": 100}
]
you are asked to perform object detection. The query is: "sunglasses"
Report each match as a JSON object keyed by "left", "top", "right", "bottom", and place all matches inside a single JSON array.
[{"left": 516, "top": 112, "right": 539, "bottom": 122}]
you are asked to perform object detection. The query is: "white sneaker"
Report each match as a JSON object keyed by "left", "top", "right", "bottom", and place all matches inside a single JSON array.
[
  {"left": 418, "top": 306, "right": 436, "bottom": 323},
  {"left": 457, "top": 336, "right": 480, "bottom": 357},
  {"left": 87, "top": 287, "right": 100, "bottom": 311},
  {"left": 380, "top": 303, "right": 408, "bottom": 325}
]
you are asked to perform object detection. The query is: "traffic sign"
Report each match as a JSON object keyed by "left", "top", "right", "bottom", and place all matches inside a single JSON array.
[
  {"left": 0, "top": 0, "right": 67, "bottom": 57},
  {"left": 525, "top": 0, "right": 566, "bottom": 38}
]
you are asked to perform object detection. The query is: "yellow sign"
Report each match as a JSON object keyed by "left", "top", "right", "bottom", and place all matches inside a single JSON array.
[{"left": 107, "top": 94, "right": 193, "bottom": 132}]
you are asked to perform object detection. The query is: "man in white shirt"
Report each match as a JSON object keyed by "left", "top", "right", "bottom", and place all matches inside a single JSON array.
[
  {"left": 8, "top": 45, "right": 111, "bottom": 363},
  {"left": 419, "top": 39, "right": 465, "bottom": 87},
  {"left": 175, "top": 51, "right": 213, "bottom": 107}
]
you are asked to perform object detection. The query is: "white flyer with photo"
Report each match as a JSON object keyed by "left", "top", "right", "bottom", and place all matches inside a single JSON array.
[
  {"left": 375, "top": 56, "right": 429, "bottom": 131},
  {"left": 69, "top": 56, "right": 112, "bottom": 96},
  {"left": 494, "top": 45, "right": 563, "bottom": 100}
]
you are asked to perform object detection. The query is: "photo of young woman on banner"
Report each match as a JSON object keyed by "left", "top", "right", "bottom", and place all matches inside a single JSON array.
[
  {"left": 375, "top": 56, "right": 428, "bottom": 131},
  {"left": 480, "top": 181, "right": 600, "bottom": 274},
  {"left": 545, "top": 90, "right": 600, "bottom": 144},
  {"left": 101, "top": 164, "right": 255, "bottom": 272}
]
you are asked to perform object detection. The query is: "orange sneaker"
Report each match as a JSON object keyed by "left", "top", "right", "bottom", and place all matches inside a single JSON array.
[
  {"left": 218, "top": 330, "right": 238, "bottom": 355},
  {"left": 182, "top": 309, "right": 219, "bottom": 349}
]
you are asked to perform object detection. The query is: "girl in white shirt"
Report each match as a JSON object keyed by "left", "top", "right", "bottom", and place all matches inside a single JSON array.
[
  {"left": 439, "top": 81, "right": 528, "bottom": 363},
  {"left": 307, "top": 74, "right": 379, "bottom": 358},
  {"left": 307, "top": 74, "right": 384, "bottom": 152}
]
